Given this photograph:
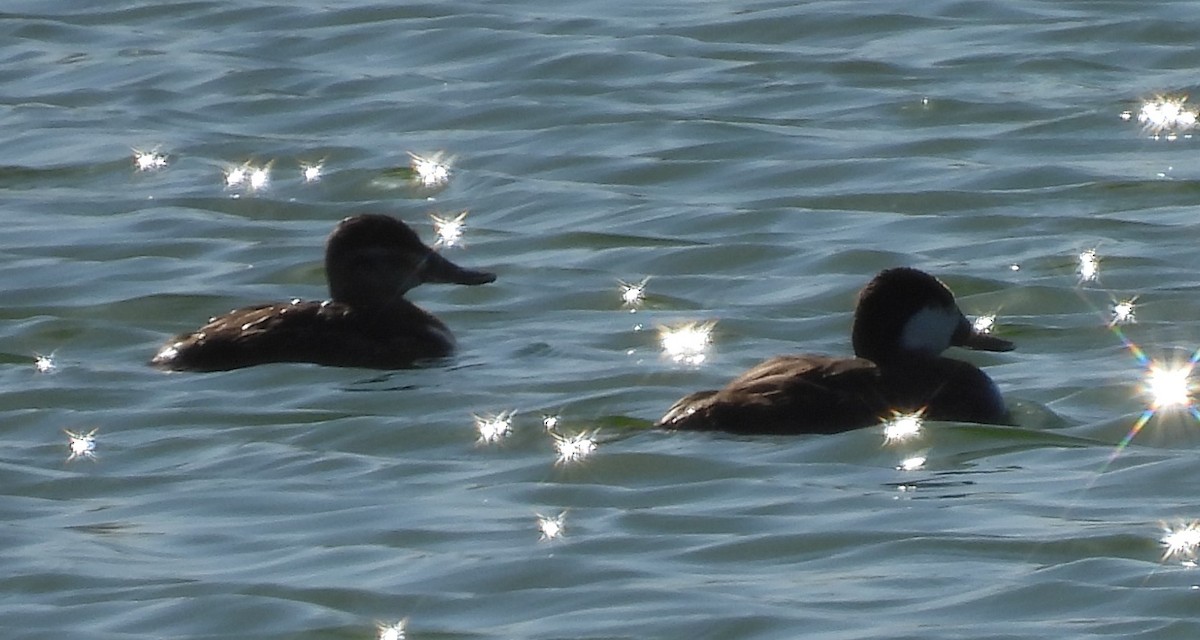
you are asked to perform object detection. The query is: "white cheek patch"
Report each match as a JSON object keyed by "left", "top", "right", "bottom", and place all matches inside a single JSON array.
[{"left": 900, "top": 306, "right": 960, "bottom": 354}]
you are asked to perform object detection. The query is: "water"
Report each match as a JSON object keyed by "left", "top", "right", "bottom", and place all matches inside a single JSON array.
[{"left": 4, "top": 0, "right": 1200, "bottom": 637}]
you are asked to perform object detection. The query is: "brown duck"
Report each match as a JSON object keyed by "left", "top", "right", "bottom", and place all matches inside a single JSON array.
[
  {"left": 151, "top": 214, "right": 495, "bottom": 371},
  {"left": 657, "top": 268, "right": 1014, "bottom": 435}
]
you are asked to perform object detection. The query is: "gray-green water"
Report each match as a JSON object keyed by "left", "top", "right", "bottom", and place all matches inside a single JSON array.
[{"left": 5, "top": 1, "right": 1200, "bottom": 638}]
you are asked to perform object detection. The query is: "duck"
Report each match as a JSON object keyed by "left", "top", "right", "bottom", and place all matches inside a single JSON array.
[
  {"left": 656, "top": 267, "right": 1014, "bottom": 435},
  {"left": 150, "top": 214, "right": 496, "bottom": 372}
]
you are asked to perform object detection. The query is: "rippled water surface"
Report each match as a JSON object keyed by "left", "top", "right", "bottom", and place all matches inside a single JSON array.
[{"left": 5, "top": 1, "right": 1200, "bottom": 638}]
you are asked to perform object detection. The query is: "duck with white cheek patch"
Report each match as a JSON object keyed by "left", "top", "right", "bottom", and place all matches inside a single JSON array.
[{"left": 657, "top": 267, "right": 1014, "bottom": 435}]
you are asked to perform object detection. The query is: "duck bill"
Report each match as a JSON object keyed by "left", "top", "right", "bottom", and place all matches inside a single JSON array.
[
  {"left": 420, "top": 250, "right": 496, "bottom": 286},
  {"left": 952, "top": 316, "right": 1014, "bottom": 352},
  {"left": 958, "top": 332, "right": 1014, "bottom": 352}
]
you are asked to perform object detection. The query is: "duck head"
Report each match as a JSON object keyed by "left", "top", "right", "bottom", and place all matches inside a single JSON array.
[
  {"left": 325, "top": 214, "right": 495, "bottom": 308},
  {"left": 851, "top": 267, "right": 1012, "bottom": 364}
]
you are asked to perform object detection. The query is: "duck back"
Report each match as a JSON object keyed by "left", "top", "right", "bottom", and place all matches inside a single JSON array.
[
  {"left": 658, "top": 355, "right": 886, "bottom": 435},
  {"left": 150, "top": 300, "right": 454, "bottom": 372},
  {"left": 657, "top": 354, "right": 1008, "bottom": 435}
]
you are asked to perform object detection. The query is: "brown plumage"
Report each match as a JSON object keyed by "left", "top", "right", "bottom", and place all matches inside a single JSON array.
[
  {"left": 151, "top": 214, "right": 495, "bottom": 372},
  {"left": 657, "top": 268, "right": 1014, "bottom": 435}
]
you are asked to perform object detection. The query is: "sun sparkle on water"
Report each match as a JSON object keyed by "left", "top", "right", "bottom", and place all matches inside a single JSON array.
[
  {"left": 537, "top": 511, "right": 567, "bottom": 541},
  {"left": 408, "top": 151, "right": 452, "bottom": 187},
  {"left": 1134, "top": 95, "right": 1198, "bottom": 136},
  {"left": 972, "top": 314, "right": 996, "bottom": 335},
  {"left": 552, "top": 430, "right": 597, "bottom": 465},
  {"left": 619, "top": 277, "right": 649, "bottom": 310},
  {"left": 1110, "top": 298, "right": 1137, "bottom": 326},
  {"left": 34, "top": 353, "right": 55, "bottom": 373},
  {"left": 882, "top": 411, "right": 924, "bottom": 445},
  {"left": 1145, "top": 362, "right": 1193, "bottom": 411},
  {"left": 1078, "top": 248, "right": 1099, "bottom": 282},
  {"left": 377, "top": 620, "right": 406, "bottom": 640},
  {"left": 659, "top": 321, "right": 715, "bottom": 365},
  {"left": 223, "top": 161, "right": 271, "bottom": 191},
  {"left": 1161, "top": 521, "right": 1200, "bottom": 562},
  {"left": 248, "top": 166, "right": 270, "bottom": 190},
  {"left": 1109, "top": 325, "right": 1200, "bottom": 455},
  {"left": 65, "top": 428, "right": 97, "bottom": 462},
  {"left": 224, "top": 165, "right": 247, "bottom": 187},
  {"left": 431, "top": 211, "right": 469, "bottom": 247},
  {"left": 133, "top": 148, "right": 167, "bottom": 171},
  {"left": 474, "top": 411, "right": 514, "bottom": 444},
  {"left": 300, "top": 162, "right": 323, "bottom": 182}
]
